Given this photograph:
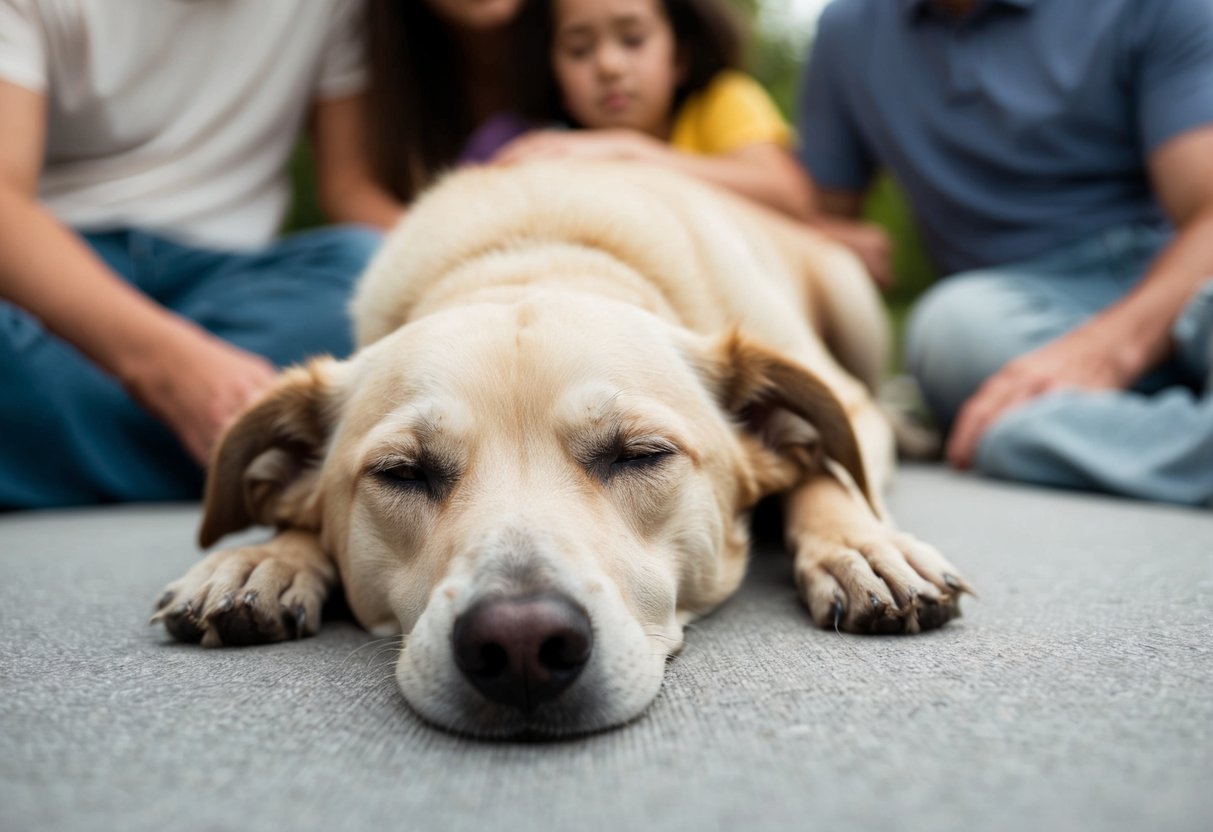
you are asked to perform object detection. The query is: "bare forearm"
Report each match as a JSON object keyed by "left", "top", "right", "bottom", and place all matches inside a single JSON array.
[
  {"left": 655, "top": 145, "right": 812, "bottom": 220},
  {"left": 0, "top": 184, "right": 196, "bottom": 379},
  {"left": 320, "top": 180, "right": 405, "bottom": 231},
  {"left": 311, "top": 95, "right": 406, "bottom": 231},
  {"left": 1086, "top": 206, "right": 1213, "bottom": 378}
]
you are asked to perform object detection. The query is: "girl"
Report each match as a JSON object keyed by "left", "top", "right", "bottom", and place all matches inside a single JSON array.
[{"left": 488, "top": 0, "right": 813, "bottom": 220}]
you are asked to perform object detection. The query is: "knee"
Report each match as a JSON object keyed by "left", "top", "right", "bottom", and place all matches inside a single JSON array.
[
  {"left": 907, "top": 276, "right": 1048, "bottom": 426},
  {"left": 905, "top": 279, "right": 1006, "bottom": 425}
]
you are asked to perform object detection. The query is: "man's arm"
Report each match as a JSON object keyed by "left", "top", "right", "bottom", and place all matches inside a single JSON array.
[
  {"left": 792, "top": 7, "right": 894, "bottom": 287},
  {"left": 0, "top": 80, "right": 277, "bottom": 463},
  {"left": 947, "top": 125, "right": 1213, "bottom": 468},
  {"left": 311, "top": 94, "right": 405, "bottom": 229},
  {"left": 805, "top": 185, "right": 894, "bottom": 289}
]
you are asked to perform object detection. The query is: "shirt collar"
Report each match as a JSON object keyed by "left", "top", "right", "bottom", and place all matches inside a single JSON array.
[{"left": 904, "top": 0, "right": 1036, "bottom": 21}]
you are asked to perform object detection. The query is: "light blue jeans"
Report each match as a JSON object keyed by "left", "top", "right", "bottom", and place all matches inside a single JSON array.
[
  {"left": 905, "top": 224, "right": 1213, "bottom": 507},
  {"left": 0, "top": 226, "right": 382, "bottom": 509}
]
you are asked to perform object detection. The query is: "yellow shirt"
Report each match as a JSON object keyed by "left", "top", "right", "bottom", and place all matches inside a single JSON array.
[{"left": 669, "top": 70, "right": 792, "bottom": 156}]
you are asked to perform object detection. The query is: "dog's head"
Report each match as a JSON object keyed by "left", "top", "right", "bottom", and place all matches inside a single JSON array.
[{"left": 200, "top": 293, "right": 868, "bottom": 737}]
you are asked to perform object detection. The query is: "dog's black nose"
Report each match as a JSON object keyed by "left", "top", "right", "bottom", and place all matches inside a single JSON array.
[{"left": 452, "top": 594, "right": 593, "bottom": 712}]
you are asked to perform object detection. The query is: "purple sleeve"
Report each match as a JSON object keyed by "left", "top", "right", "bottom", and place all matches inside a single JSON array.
[{"left": 457, "top": 112, "right": 539, "bottom": 165}]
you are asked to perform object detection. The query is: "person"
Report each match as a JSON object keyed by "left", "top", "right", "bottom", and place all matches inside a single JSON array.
[
  {"left": 360, "top": 0, "right": 530, "bottom": 206},
  {"left": 463, "top": 0, "right": 825, "bottom": 228},
  {"left": 0, "top": 0, "right": 404, "bottom": 509},
  {"left": 797, "top": 0, "right": 1213, "bottom": 506}
]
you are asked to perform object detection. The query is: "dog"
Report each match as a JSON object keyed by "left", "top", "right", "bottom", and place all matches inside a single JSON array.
[{"left": 151, "top": 162, "right": 969, "bottom": 737}]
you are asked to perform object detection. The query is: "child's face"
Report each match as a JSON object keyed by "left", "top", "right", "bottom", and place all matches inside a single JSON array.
[{"left": 550, "top": 0, "right": 682, "bottom": 138}]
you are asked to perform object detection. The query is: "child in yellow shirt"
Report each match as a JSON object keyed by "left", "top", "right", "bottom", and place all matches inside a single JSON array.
[{"left": 486, "top": 0, "right": 811, "bottom": 220}]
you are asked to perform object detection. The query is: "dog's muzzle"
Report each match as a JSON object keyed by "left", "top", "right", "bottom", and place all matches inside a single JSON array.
[{"left": 451, "top": 593, "right": 593, "bottom": 713}]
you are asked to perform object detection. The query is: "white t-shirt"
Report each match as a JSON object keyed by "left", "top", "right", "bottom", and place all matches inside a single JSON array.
[{"left": 0, "top": 0, "right": 366, "bottom": 249}]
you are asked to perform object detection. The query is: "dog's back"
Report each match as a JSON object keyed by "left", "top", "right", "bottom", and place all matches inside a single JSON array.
[{"left": 352, "top": 162, "right": 887, "bottom": 391}]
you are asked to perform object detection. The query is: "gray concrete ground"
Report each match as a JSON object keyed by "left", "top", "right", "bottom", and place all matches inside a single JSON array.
[{"left": 2, "top": 466, "right": 1210, "bottom": 832}]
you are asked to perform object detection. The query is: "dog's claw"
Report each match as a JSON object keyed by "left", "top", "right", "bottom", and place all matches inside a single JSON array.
[
  {"left": 830, "top": 598, "right": 844, "bottom": 633},
  {"left": 162, "top": 601, "right": 206, "bottom": 643},
  {"left": 148, "top": 594, "right": 176, "bottom": 624},
  {"left": 293, "top": 606, "right": 306, "bottom": 639},
  {"left": 943, "top": 573, "right": 978, "bottom": 598}
]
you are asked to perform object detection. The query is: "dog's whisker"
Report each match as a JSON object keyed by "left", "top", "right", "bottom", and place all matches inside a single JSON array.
[
  {"left": 367, "top": 645, "right": 407, "bottom": 665},
  {"left": 338, "top": 635, "right": 407, "bottom": 671},
  {"left": 341, "top": 634, "right": 405, "bottom": 661}
]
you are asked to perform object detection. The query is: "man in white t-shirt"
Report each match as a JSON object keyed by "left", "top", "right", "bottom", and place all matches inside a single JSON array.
[{"left": 0, "top": 0, "right": 404, "bottom": 508}]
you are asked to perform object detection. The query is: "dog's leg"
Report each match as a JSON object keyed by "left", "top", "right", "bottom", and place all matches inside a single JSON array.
[
  {"left": 151, "top": 529, "right": 336, "bottom": 647},
  {"left": 784, "top": 472, "right": 970, "bottom": 635}
]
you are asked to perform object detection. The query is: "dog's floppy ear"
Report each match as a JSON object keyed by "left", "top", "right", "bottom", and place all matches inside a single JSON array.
[
  {"left": 704, "top": 329, "right": 873, "bottom": 509},
  {"left": 199, "top": 358, "right": 346, "bottom": 548}
]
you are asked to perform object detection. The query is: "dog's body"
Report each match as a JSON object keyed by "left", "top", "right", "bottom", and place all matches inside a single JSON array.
[{"left": 154, "top": 163, "right": 966, "bottom": 737}]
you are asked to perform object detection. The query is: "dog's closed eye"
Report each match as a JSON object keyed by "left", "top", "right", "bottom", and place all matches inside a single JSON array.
[
  {"left": 612, "top": 442, "right": 676, "bottom": 471},
  {"left": 369, "top": 454, "right": 459, "bottom": 501},
  {"left": 376, "top": 462, "right": 427, "bottom": 489},
  {"left": 585, "top": 435, "right": 680, "bottom": 482}
]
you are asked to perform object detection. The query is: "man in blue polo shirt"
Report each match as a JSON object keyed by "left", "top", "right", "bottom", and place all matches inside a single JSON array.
[{"left": 798, "top": 0, "right": 1213, "bottom": 506}]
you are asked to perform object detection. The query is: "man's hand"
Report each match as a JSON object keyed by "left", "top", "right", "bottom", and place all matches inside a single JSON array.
[
  {"left": 119, "top": 323, "right": 278, "bottom": 464},
  {"left": 946, "top": 323, "right": 1141, "bottom": 469},
  {"left": 493, "top": 129, "right": 662, "bottom": 166}
]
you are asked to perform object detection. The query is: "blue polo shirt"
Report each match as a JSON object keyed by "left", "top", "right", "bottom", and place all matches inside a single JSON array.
[{"left": 798, "top": 0, "right": 1213, "bottom": 275}]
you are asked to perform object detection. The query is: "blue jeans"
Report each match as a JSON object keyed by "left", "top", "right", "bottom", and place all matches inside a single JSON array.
[
  {"left": 906, "top": 224, "right": 1213, "bottom": 507},
  {"left": 1, "top": 226, "right": 382, "bottom": 509}
]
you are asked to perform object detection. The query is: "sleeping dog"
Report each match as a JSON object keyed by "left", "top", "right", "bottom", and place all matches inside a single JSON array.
[{"left": 152, "top": 162, "right": 969, "bottom": 737}]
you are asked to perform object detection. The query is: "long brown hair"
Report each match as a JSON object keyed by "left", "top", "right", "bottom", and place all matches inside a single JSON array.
[
  {"left": 514, "top": 0, "right": 744, "bottom": 126},
  {"left": 364, "top": 1, "right": 525, "bottom": 202}
]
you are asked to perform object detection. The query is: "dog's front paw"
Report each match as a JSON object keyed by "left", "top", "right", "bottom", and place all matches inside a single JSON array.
[
  {"left": 794, "top": 527, "right": 972, "bottom": 635},
  {"left": 151, "top": 533, "right": 335, "bottom": 647}
]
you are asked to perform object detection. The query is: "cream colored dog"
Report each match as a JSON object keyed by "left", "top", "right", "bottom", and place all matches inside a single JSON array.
[{"left": 152, "top": 162, "right": 968, "bottom": 737}]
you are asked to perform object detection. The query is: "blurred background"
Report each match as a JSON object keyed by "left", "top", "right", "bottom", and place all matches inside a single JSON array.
[{"left": 287, "top": 0, "right": 935, "bottom": 326}]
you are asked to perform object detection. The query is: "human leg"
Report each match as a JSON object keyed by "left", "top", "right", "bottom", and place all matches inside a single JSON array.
[
  {"left": 905, "top": 225, "right": 1176, "bottom": 428},
  {"left": 904, "top": 269, "right": 1085, "bottom": 428},
  {"left": 975, "top": 278, "right": 1213, "bottom": 506},
  {"left": 0, "top": 225, "right": 380, "bottom": 509},
  {"left": 1173, "top": 278, "right": 1213, "bottom": 385},
  {"left": 165, "top": 225, "right": 382, "bottom": 366},
  {"left": 0, "top": 233, "right": 201, "bottom": 508}
]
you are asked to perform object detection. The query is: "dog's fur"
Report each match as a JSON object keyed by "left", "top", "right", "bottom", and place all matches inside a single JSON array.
[{"left": 153, "top": 162, "right": 967, "bottom": 737}]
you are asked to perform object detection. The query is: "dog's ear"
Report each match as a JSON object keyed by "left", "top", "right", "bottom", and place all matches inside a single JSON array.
[
  {"left": 199, "top": 358, "right": 347, "bottom": 548},
  {"left": 702, "top": 329, "right": 873, "bottom": 509}
]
